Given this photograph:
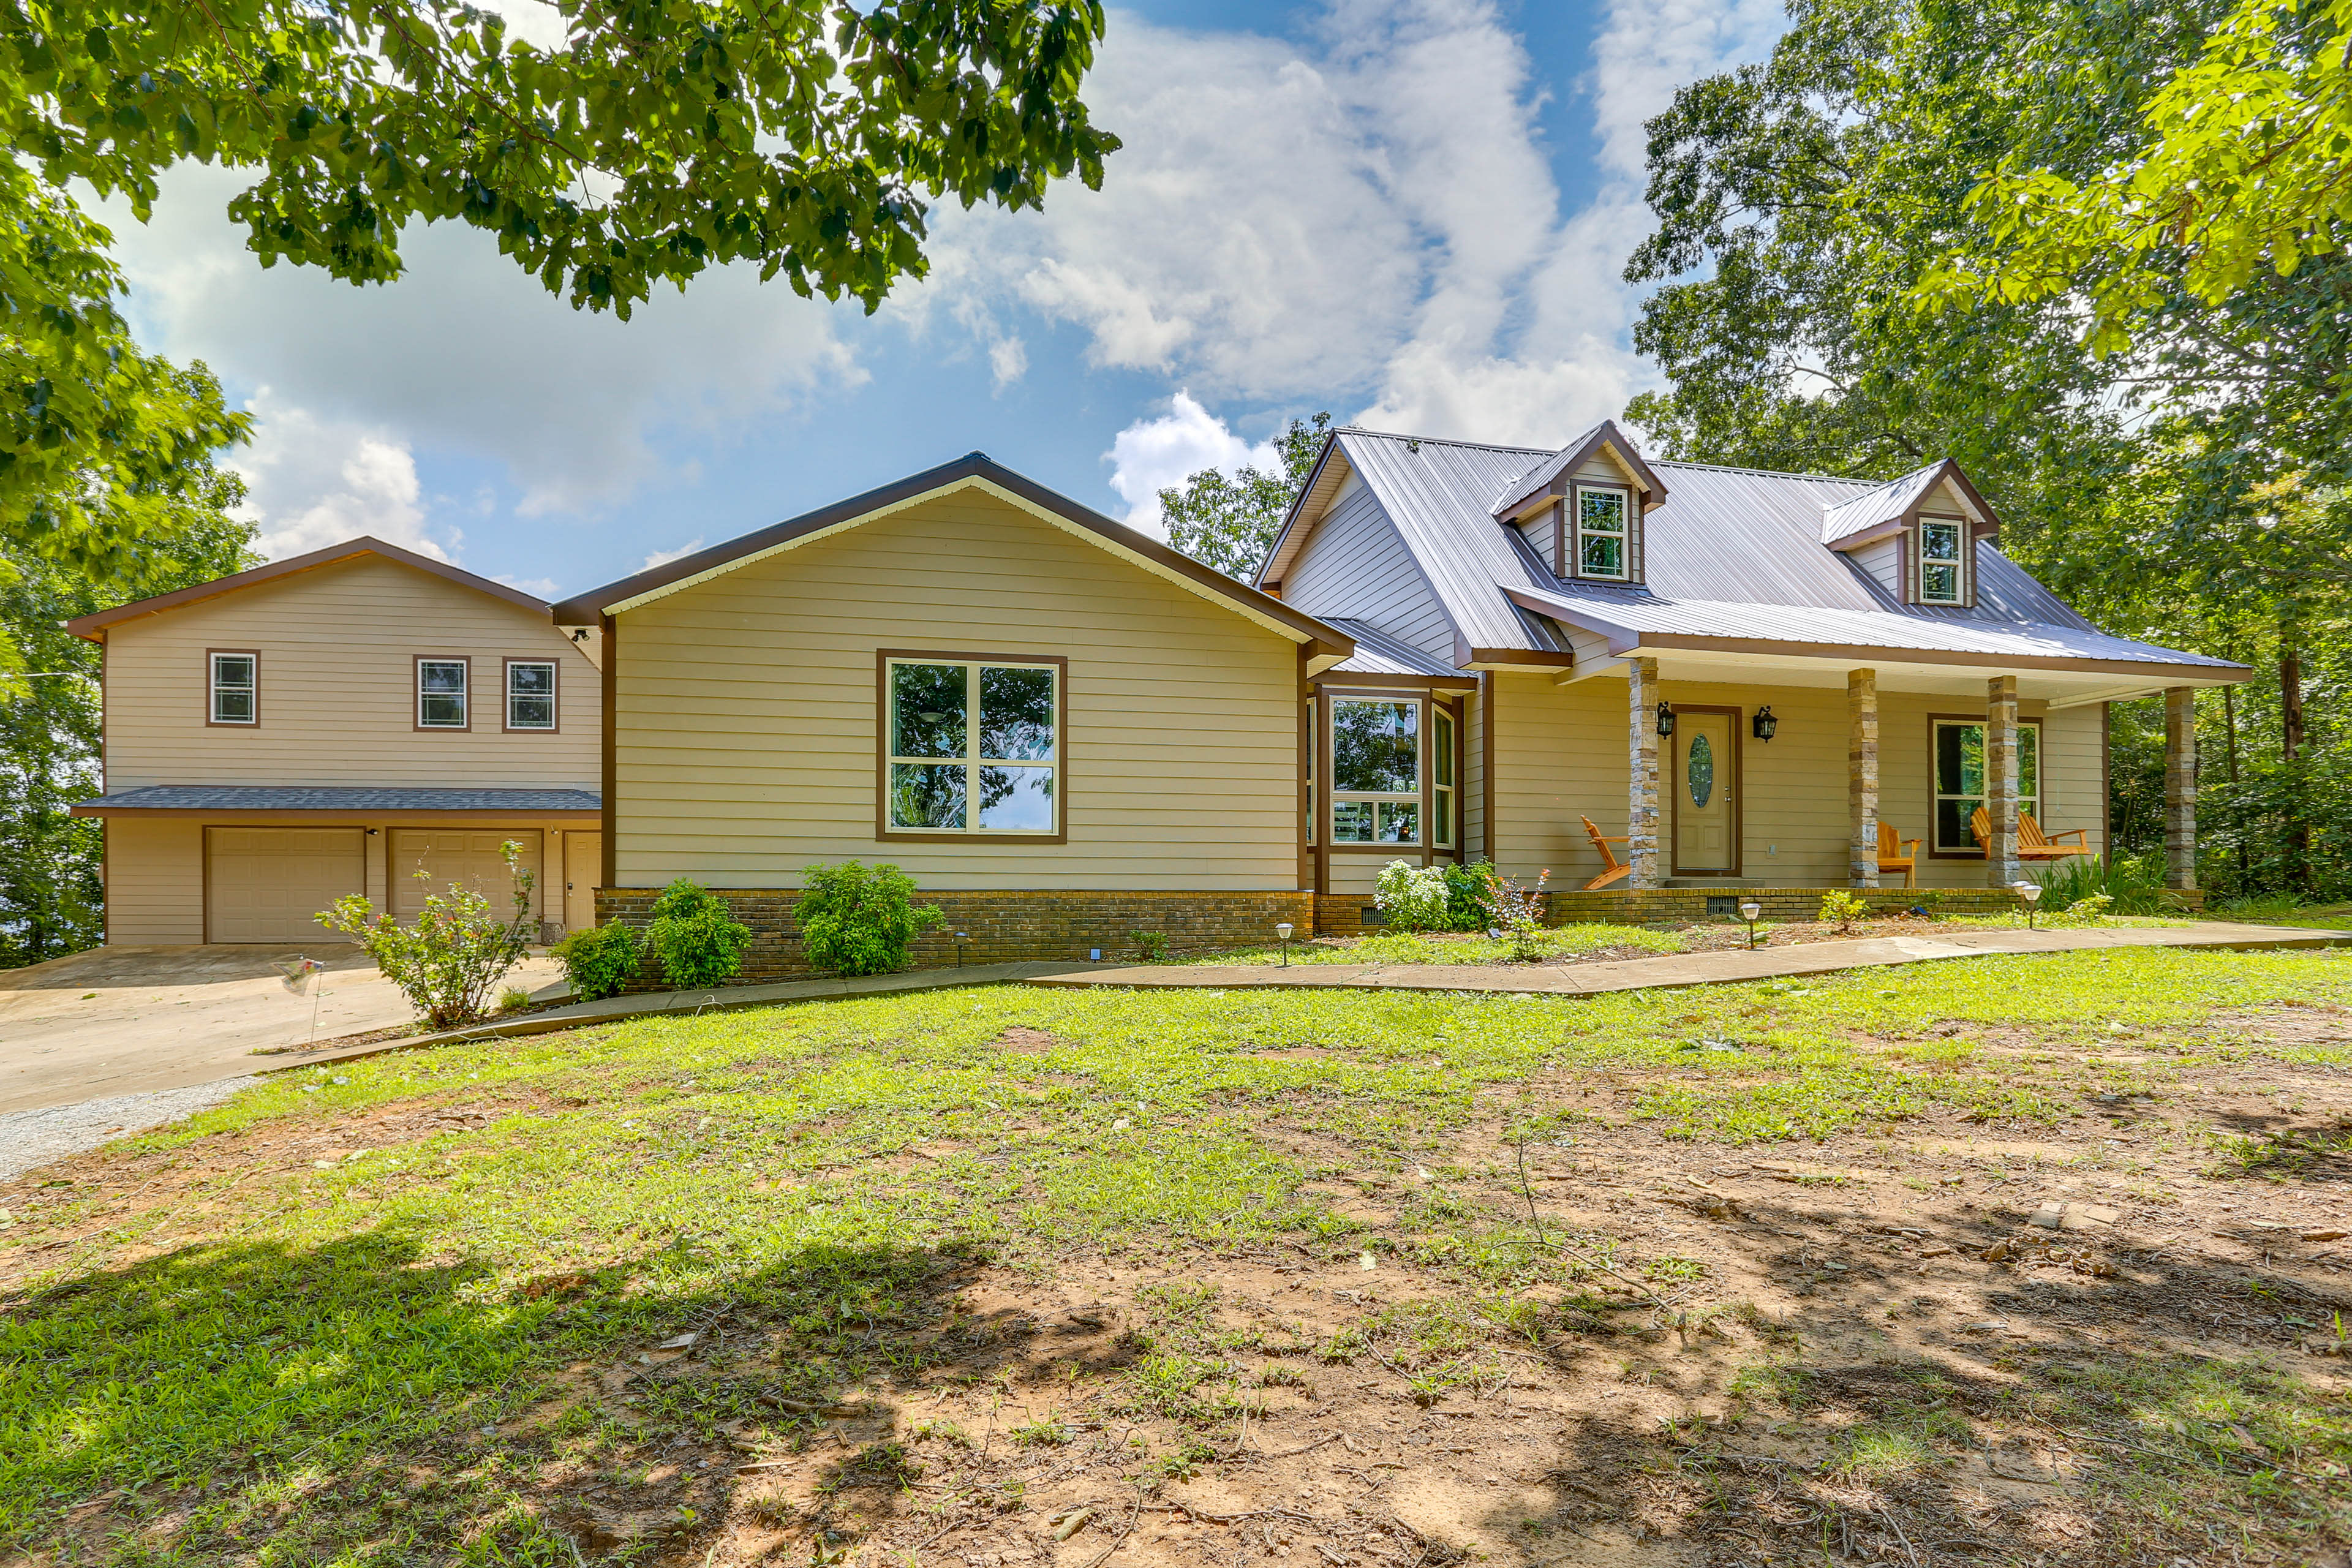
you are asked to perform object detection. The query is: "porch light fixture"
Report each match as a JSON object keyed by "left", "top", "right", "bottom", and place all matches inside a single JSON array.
[
  {"left": 2012, "top": 880, "right": 2043, "bottom": 930},
  {"left": 1655, "top": 702, "right": 1677, "bottom": 737},
  {"left": 1751, "top": 706, "right": 1778, "bottom": 742},
  {"left": 1276, "top": 921, "right": 1294, "bottom": 967},
  {"left": 1738, "top": 900, "right": 1763, "bottom": 949}
]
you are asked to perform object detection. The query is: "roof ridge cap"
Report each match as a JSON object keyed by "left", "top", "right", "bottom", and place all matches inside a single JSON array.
[
  {"left": 1651, "top": 457, "right": 1876, "bottom": 484},
  {"left": 1337, "top": 426, "right": 1551, "bottom": 456}
]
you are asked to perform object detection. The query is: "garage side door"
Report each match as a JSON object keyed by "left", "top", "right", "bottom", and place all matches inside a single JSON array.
[
  {"left": 390, "top": 831, "right": 542, "bottom": 922},
  {"left": 205, "top": 827, "right": 368, "bottom": 943}
]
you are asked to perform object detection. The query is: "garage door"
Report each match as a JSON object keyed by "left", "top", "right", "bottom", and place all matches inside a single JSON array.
[
  {"left": 205, "top": 827, "right": 368, "bottom": 943},
  {"left": 390, "top": 831, "right": 542, "bottom": 922}
]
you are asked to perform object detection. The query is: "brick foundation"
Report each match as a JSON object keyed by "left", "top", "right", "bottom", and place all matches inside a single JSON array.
[{"left": 593, "top": 888, "right": 1314, "bottom": 989}]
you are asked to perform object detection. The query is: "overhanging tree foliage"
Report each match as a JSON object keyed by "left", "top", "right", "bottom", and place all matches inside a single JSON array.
[{"left": 1157, "top": 412, "right": 1329, "bottom": 579}]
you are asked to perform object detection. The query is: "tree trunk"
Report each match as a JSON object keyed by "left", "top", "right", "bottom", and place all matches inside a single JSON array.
[{"left": 2282, "top": 620, "right": 2310, "bottom": 893}]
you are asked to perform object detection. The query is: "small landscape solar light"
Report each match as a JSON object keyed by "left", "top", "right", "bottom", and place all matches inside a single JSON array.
[
  {"left": 1276, "top": 921, "right": 1294, "bottom": 967},
  {"left": 956, "top": 930, "right": 968, "bottom": 968},
  {"left": 1738, "top": 900, "right": 1763, "bottom": 949},
  {"left": 2012, "top": 880, "right": 2043, "bottom": 929}
]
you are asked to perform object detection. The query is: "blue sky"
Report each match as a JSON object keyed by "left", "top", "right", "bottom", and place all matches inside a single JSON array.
[{"left": 104, "top": 0, "right": 1787, "bottom": 598}]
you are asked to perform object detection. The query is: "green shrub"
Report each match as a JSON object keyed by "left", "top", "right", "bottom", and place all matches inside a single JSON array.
[
  {"left": 795, "top": 861, "right": 943, "bottom": 976},
  {"left": 646, "top": 880, "right": 753, "bottom": 989},
  {"left": 551, "top": 920, "right": 644, "bottom": 1001},
  {"left": 1131, "top": 930, "right": 1170, "bottom": 962},
  {"left": 1441, "top": 860, "right": 1499, "bottom": 930},
  {"left": 317, "top": 840, "right": 535, "bottom": 1028},
  {"left": 1374, "top": 859, "right": 1450, "bottom": 932},
  {"left": 2034, "top": 851, "right": 2179, "bottom": 915},
  {"left": 1818, "top": 889, "right": 1870, "bottom": 931}
]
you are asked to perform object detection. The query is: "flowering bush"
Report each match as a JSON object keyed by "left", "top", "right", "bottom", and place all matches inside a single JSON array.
[
  {"left": 1374, "top": 860, "right": 1450, "bottom": 932},
  {"left": 317, "top": 841, "right": 535, "bottom": 1029},
  {"left": 1484, "top": 867, "right": 1551, "bottom": 960}
]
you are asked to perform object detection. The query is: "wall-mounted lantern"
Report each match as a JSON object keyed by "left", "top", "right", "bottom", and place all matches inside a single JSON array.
[
  {"left": 1655, "top": 702, "right": 1677, "bottom": 737},
  {"left": 1751, "top": 706, "right": 1779, "bottom": 742}
]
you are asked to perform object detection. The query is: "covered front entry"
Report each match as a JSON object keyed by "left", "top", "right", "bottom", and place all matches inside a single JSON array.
[
  {"left": 204, "top": 827, "right": 367, "bottom": 943},
  {"left": 389, "top": 831, "right": 544, "bottom": 922},
  {"left": 1669, "top": 706, "right": 1740, "bottom": 876}
]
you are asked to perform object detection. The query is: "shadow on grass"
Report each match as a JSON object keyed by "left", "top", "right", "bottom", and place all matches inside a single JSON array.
[{"left": 0, "top": 1223, "right": 1124, "bottom": 1564}]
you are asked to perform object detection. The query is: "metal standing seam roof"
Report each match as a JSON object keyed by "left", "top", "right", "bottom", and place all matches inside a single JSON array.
[
  {"left": 1321, "top": 619, "right": 1476, "bottom": 680},
  {"left": 1323, "top": 429, "right": 2237, "bottom": 674},
  {"left": 73, "top": 786, "right": 604, "bottom": 813},
  {"left": 1817, "top": 462, "right": 1950, "bottom": 546}
]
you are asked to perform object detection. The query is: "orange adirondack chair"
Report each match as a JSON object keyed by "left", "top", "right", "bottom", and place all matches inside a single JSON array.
[
  {"left": 1970, "top": 806, "right": 2092, "bottom": 861},
  {"left": 1580, "top": 815, "right": 1632, "bottom": 890},
  {"left": 1877, "top": 822, "right": 1921, "bottom": 888}
]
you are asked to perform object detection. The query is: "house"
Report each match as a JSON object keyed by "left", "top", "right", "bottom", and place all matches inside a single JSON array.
[
  {"left": 71, "top": 418, "right": 2243, "bottom": 959},
  {"left": 1256, "top": 421, "right": 2244, "bottom": 917},
  {"left": 68, "top": 539, "right": 604, "bottom": 944}
]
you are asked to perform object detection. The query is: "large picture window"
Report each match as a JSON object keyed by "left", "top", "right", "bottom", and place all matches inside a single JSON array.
[
  {"left": 884, "top": 656, "right": 1060, "bottom": 836},
  {"left": 1331, "top": 697, "right": 1420, "bottom": 843},
  {"left": 1932, "top": 718, "right": 2039, "bottom": 853},
  {"left": 208, "top": 651, "right": 257, "bottom": 725},
  {"left": 1575, "top": 486, "right": 1629, "bottom": 579}
]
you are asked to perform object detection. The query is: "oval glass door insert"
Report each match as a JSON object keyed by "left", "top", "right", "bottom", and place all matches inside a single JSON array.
[{"left": 1687, "top": 733, "right": 1714, "bottom": 807}]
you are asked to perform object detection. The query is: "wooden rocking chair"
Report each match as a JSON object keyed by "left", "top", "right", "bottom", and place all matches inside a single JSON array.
[
  {"left": 1580, "top": 815, "right": 1632, "bottom": 890},
  {"left": 1877, "top": 821, "right": 1922, "bottom": 889},
  {"left": 1970, "top": 806, "right": 2092, "bottom": 861}
]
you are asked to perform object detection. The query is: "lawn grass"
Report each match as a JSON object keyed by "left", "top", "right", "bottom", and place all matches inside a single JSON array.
[
  {"left": 4, "top": 945, "right": 2350, "bottom": 1564},
  {"left": 1187, "top": 922, "right": 1689, "bottom": 965}
]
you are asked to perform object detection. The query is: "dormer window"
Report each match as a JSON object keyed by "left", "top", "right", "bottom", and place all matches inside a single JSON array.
[
  {"left": 1918, "top": 518, "right": 1966, "bottom": 604},
  {"left": 1572, "top": 484, "right": 1630, "bottom": 581}
]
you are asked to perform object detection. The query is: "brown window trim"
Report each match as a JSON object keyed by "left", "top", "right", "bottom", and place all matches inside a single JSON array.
[
  {"left": 1664, "top": 703, "right": 1743, "bottom": 878},
  {"left": 1322, "top": 685, "right": 1446, "bottom": 856},
  {"left": 501, "top": 656, "right": 560, "bottom": 734},
  {"left": 1914, "top": 513, "right": 1970, "bottom": 608},
  {"left": 1926, "top": 709, "right": 2043, "bottom": 858},
  {"left": 1567, "top": 481, "right": 1637, "bottom": 585},
  {"left": 874, "top": 648, "right": 1069, "bottom": 845},
  {"left": 205, "top": 648, "right": 260, "bottom": 727},
  {"left": 415, "top": 654, "right": 472, "bottom": 732}
]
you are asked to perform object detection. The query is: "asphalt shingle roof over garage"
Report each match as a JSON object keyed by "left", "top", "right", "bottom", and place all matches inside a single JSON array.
[{"left": 72, "top": 786, "right": 603, "bottom": 813}]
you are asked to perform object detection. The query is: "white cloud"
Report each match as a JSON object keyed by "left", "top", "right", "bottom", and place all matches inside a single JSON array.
[
  {"left": 497, "top": 575, "right": 562, "bottom": 597},
  {"left": 641, "top": 537, "right": 705, "bottom": 570},
  {"left": 228, "top": 391, "right": 454, "bottom": 562},
  {"left": 1104, "top": 391, "right": 1280, "bottom": 535},
  {"left": 98, "top": 163, "right": 862, "bottom": 521}
]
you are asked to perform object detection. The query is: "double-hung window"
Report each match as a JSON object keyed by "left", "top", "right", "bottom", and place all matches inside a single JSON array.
[
  {"left": 1918, "top": 518, "right": 1966, "bottom": 603},
  {"left": 417, "top": 657, "right": 469, "bottom": 729},
  {"left": 1932, "top": 718, "right": 2039, "bottom": 853},
  {"left": 1330, "top": 697, "right": 1420, "bottom": 843},
  {"left": 208, "top": 652, "right": 257, "bottom": 725},
  {"left": 1575, "top": 486, "right": 1630, "bottom": 579},
  {"left": 505, "top": 660, "right": 557, "bottom": 731},
  {"left": 884, "top": 656, "right": 1060, "bottom": 835}
]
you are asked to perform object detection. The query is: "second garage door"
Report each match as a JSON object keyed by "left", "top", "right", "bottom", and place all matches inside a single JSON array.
[
  {"left": 390, "top": 831, "right": 543, "bottom": 922},
  {"left": 205, "top": 827, "right": 368, "bottom": 943}
]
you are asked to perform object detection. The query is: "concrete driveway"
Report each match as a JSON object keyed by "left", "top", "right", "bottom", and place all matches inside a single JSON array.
[{"left": 0, "top": 944, "right": 564, "bottom": 1114}]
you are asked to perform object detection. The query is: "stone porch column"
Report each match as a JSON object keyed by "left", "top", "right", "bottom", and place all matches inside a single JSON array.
[
  {"left": 1627, "top": 657, "right": 1660, "bottom": 889},
  {"left": 1984, "top": 674, "right": 2022, "bottom": 886},
  {"left": 1847, "top": 668, "right": 1879, "bottom": 888},
  {"left": 2165, "top": 686, "right": 2198, "bottom": 890}
]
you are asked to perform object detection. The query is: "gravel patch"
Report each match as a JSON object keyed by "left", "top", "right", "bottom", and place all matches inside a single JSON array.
[{"left": 0, "top": 1077, "right": 257, "bottom": 1182}]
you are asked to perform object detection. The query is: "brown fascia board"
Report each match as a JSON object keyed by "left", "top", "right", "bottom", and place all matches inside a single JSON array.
[
  {"left": 66, "top": 536, "right": 551, "bottom": 641},
  {"left": 1254, "top": 431, "right": 1348, "bottom": 590},
  {"left": 72, "top": 805, "right": 601, "bottom": 821},
  {"left": 557, "top": 450, "right": 1354, "bottom": 660},
  {"left": 1492, "top": 420, "right": 1668, "bottom": 522}
]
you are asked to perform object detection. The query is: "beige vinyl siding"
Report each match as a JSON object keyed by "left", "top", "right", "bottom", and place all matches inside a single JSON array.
[
  {"left": 99, "top": 554, "right": 598, "bottom": 790},
  {"left": 1488, "top": 673, "right": 2105, "bottom": 892},
  {"left": 102, "top": 817, "right": 205, "bottom": 944},
  {"left": 1851, "top": 537, "right": 1902, "bottom": 599},
  {"left": 613, "top": 489, "right": 1303, "bottom": 891},
  {"left": 1282, "top": 477, "right": 1458, "bottom": 663}
]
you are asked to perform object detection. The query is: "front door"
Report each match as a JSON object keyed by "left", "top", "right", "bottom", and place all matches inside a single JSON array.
[
  {"left": 563, "top": 832, "right": 603, "bottom": 931},
  {"left": 1672, "top": 710, "right": 1738, "bottom": 876}
]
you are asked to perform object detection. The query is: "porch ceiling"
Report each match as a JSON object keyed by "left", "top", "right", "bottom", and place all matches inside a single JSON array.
[{"left": 1633, "top": 647, "right": 2229, "bottom": 706}]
